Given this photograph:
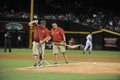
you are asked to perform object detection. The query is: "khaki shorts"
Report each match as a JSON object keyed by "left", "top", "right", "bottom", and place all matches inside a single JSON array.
[
  {"left": 53, "top": 42, "right": 66, "bottom": 54},
  {"left": 32, "top": 41, "right": 45, "bottom": 56}
]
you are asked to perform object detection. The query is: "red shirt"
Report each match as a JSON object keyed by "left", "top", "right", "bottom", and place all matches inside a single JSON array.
[
  {"left": 69, "top": 40, "right": 75, "bottom": 45},
  {"left": 50, "top": 27, "right": 65, "bottom": 43},
  {"left": 32, "top": 24, "right": 49, "bottom": 42}
]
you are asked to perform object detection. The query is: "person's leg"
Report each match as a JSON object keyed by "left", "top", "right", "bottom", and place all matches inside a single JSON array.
[
  {"left": 60, "top": 45, "right": 69, "bottom": 63},
  {"left": 83, "top": 41, "right": 89, "bottom": 54},
  {"left": 37, "top": 54, "right": 42, "bottom": 66},
  {"left": 89, "top": 41, "right": 93, "bottom": 54},
  {"left": 38, "top": 54, "right": 42, "bottom": 61},
  {"left": 4, "top": 40, "right": 7, "bottom": 53},
  {"left": 8, "top": 40, "right": 11, "bottom": 53},
  {"left": 33, "top": 55, "right": 38, "bottom": 66},
  {"left": 32, "top": 41, "right": 39, "bottom": 66},
  {"left": 54, "top": 53, "right": 58, "bottom": 64},
  {"left": 62, "top": 52, "right": 69, "bottom": 63},
  {"left": 53, "top": 44, "right": 59, "bottom": 64},
  {"left": 38, "top": 43, "right": 45, "bottom": 66},
  {"left": 19, "top": 41, "right": 22, "bottom": 48}
]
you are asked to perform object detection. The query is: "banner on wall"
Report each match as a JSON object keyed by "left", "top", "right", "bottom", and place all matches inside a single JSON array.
[{"left": 104, "top": 37, "right": 118, "bottom": 47}]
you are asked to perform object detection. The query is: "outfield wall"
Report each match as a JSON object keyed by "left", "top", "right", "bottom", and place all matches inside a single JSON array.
[{"left": 0, "top": 18, "right": 120, "bottom": 50}]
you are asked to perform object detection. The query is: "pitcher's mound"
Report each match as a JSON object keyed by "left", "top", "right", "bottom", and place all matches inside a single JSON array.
[{"left": 16, "top": 62, "right": 120, "bottom": 74}]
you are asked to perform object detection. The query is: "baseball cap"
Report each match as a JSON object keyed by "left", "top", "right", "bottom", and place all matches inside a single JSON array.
[{"left": 40, "top": 20, "right": 46, "bottom": 25}]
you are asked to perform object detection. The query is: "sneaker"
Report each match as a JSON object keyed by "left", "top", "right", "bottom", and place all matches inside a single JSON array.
[
  {"left": 54, "top": 62, "right": 58, "bottom": 65},
  {"left": 66, "top": 61, "right": 69, "bottom": 64},
  {"left": 4, "top": 50, "right": 6, "bottom": 53},
  {"left": 38, "top": 61, "right": 41, "bottom": 66},
  {"left": 9, "top": 50, "right": 12, "bottom": 53},
  {"left": 33, "top": 63, "right": 37, "bottom": 67},
  {"left": 83, "top": 51, "right": 85, "bottom": 55},
  {"left": 89, "top": 51, "right": 92, "bottom": 54}
]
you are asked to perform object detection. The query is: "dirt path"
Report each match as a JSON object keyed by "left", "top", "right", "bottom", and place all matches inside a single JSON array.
[
  {"left": 0, "top": 54, "right": 120, "bottom": 62},
  {"left": 16, "top": 62, "right": 120, "bottom": 74}
]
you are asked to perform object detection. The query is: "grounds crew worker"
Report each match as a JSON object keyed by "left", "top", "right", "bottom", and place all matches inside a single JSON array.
[{"left": 29, "top": 20, "right": 50, "bottom": 67}]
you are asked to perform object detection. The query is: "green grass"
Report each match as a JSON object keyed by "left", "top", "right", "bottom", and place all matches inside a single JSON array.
[
  {"left": 0, "top": 59, "right": 32, "bottom": 70},
  {"left": 0, "top": 48, "right": 120, "bottom": 58},
  {"left": 0, "top": 48, "right": 120, "bottom": 80},
  {"left": 0, "top": 48, "right": 32, "bottom": 55},
  {"left": 66, "top": 50, "right": 120, "bottom": 57},
  {"left": 0, "top": 71, "right": 120, "bottom": 80}
]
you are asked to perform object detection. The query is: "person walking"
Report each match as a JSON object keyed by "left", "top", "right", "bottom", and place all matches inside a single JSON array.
[
  {"left": 28, "top": 20, "right": 50, "bottom": 66},
  {"left": 83, "top": 32, "right": 93, "bottom": 54},
  {"left": 50, "top": 22, "right": 69, "bottom": 64},
  {"left": 4, "top": 31, "right": 12, "bottom": 53}
]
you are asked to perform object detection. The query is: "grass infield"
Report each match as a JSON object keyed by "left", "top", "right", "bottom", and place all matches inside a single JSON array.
[{"left": 0, "top": 48, "right": 120, "bottom": 80}]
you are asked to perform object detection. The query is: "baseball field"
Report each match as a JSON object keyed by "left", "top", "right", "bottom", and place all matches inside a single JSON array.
[{"left": 0, "top": 48, "right": 120, "bottom": 80}]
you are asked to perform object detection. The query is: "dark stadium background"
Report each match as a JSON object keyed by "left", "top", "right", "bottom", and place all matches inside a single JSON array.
[
  {"left": 0, "top": 0, "right": 120, "bottom": 15},
  {"left": 0, "top": 0, "right": 120, "bottom": 50}
]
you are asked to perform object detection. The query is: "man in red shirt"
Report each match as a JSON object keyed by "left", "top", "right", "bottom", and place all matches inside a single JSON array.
[
  {"left": 69, "top": 38, "right": 75, "bottom": 45},
  {"left": 50, "top": 23, "right": 69, "bottom": 64},
  {"left": 29, "top": 20, "right": 50, "bottom": 66}
]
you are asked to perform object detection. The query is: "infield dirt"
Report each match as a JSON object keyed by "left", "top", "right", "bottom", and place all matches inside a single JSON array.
[{"left": 0, "top": 54, "right": 120, "bottom": 74}]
